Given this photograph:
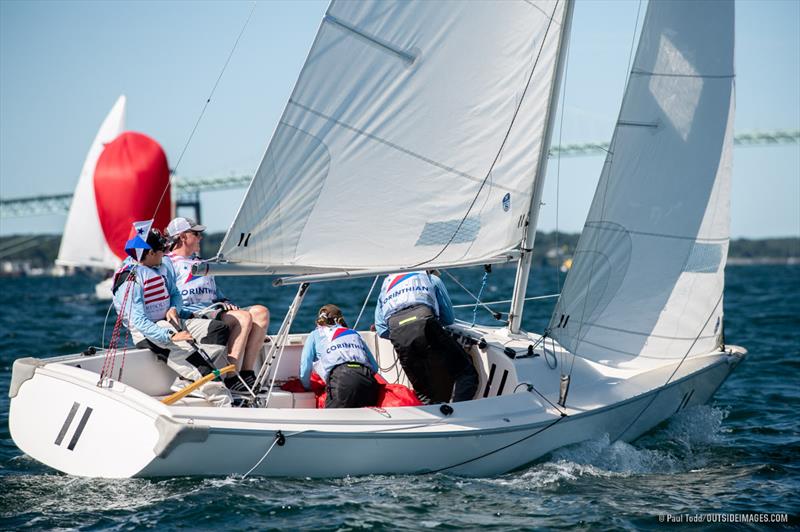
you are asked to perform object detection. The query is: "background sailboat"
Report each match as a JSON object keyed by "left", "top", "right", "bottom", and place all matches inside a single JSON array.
[{"left": 56, "top": 95, "right": 173, "bottom": 299}]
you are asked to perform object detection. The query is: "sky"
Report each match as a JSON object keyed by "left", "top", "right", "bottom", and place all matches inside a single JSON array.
[{"left": 0, "top": 0, "right": 798, "bottom": 239}]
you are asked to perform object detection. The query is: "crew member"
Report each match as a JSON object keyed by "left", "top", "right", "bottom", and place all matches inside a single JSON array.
[
  {"left": 374, "top": 271, "right": 477, "bottom": 404},
  {"left": 112, "top": 224, "right": 232, "bottom": 406},
  {"left": 300, "top": 304, "right": 380, "bottom": 408},
  {"left": 165, "top": 217, "right": 270, "bottom": 392}
]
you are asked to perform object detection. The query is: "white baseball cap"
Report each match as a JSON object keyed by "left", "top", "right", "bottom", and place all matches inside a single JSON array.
[{"left": 166, "top": 217, "right": 206, "bottom": 236}]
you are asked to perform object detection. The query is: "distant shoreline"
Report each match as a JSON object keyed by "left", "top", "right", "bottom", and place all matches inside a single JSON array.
[
  {"left": 727, "top": 257, "right": 799, "bottom": 266},
  {"left": 1, "top": 232, "right": 797, "bottom": 276}
]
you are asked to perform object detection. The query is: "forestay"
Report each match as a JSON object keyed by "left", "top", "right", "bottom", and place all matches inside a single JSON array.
[
  {"left": 57, "top": 95, "right": 127, "bottom": 270},
  {"left": 219, "top": 0, "right": 568, "bottom": 273},
  {"left": 549, "top": 0, "right": 735, "bottom": 368}
]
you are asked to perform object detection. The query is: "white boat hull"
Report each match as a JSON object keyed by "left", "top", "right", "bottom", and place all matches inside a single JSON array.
[
  {"left": 94, "top": 277, "right": 114, "bottom": 300},
  {"left": 8, "top": 327, "right": 746, "bottom": 478}
]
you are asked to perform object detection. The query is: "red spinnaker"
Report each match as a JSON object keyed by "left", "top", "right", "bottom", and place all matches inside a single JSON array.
[{"left": 93, "top": 132, "right": 171, "bottom": 260}]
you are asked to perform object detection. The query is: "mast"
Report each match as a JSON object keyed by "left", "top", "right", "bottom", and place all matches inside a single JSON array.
[{"left": 508, "top": 0, "right": 575, "bottom": 334}]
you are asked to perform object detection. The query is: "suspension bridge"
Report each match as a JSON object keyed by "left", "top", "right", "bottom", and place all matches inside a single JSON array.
[{"left": 1, "top": 129, "right": 797, "bottom": 218}]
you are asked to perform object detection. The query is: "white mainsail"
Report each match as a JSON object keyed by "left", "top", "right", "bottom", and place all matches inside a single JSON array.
[
  {"left": 219, "top": 0, "right": 569, "bottom": 273},
  {"left": 56, "top": 95, "right": 127, "bottom": 270},
  {"left": 549, "top": 0, "right": 735, "bottom": 368}
]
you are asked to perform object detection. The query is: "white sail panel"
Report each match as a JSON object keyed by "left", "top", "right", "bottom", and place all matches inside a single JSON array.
[
  {"left": 550, "top": 0, "right": 735, "bottom": 367},
  {"left": 56, "top": 95, "right": 126, "bottom": 270},
  {"left": 220, "top": 0, "right": 568, "bottom": 272}
]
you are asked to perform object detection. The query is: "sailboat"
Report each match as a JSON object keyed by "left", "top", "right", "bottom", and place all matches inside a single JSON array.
[
  {"left": 55, "top": 95, "right": 172, "bottom": 299},
  {"left": 9, "top": 0, "right": 745, "bottom": 478}
]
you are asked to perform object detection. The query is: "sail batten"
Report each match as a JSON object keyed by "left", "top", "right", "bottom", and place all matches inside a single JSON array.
[
  {"left": 218, "top": 0, "right": 568, "bottom": 272},
  {"left": 550, "top": 0, "right": 735, "bottom": 369}
]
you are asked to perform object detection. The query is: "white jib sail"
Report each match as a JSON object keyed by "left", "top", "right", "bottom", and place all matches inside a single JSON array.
[
  {"left": 219, "top": 0, "right": 568, "bottom": 273},
  {"left": 549, "top": 0, "right": 735, "bottom": 368},
  {"left": 56, "top": 95, "right": 127, "bottom": 270}
]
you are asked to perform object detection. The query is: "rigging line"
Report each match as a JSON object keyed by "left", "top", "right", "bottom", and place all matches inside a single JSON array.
[
  {"left": 624, "top": 0, "right": 644, "bottom": 89},
  {"left": 432, "top": 414, "right": 567, "bottom": 474},
  {"left": 240, "top": 429, "right": 313, "bottom": 479},
  {"left": 521, "top": 379, "right": 566, "bottom": 414},
  {"left": 377, "top": 352, "right": 401, "bottom": 375},
  {"left": 101, "top": 299, "right": 115, "bottom": 351},
  {"left": 537, "top": 375, "right": 563, "bottom": 413},
  {"left": 151, "top": 1, "right": 258, "bottom": 218},
  {"left": 406, "top": 0, "right": 562, "bottom": 270},
  {"left": 554, "top": 6, "right": 572, "bottom": 297},
  {"left": 551, "top": 1, "right": 572, "bottom": 376},
  {"left": 443, "top": 270, "right": 502, "bottom": 318},
  {"left": 470, "top": 271, "right": 490, "bottom": 327},
  {"left": 566, "top": 334, "right": 576, "bottom": 378},
  {"left": 452, "top": 293, "right": 559, "bottom": 308},
  {"left": 545, "top": 336, "right": 558, "bottom": 370},
  {"left": 556, "top": 27, "right": 572, "bottom": 372},
  {"left": 615, "top": 293, "right": 723, "bottom": 441},
  {"left": 102, "top": 266, "right": 136, "bottom": 353},
  {"left": 354, "top": 275, "right": 379, "bottom": 330}
]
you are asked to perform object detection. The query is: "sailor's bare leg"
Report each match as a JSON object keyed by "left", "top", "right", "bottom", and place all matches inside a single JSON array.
[
  {"left": 242, "top": 305, "right": 270, "bottom": 372},
  {"left": 221, "top": 310, "right": 252, "bottom": 369}
]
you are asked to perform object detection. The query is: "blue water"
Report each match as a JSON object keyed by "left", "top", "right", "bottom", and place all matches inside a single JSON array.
[{"left": 1, "top": 265, "right": 798, "bottom": 529}]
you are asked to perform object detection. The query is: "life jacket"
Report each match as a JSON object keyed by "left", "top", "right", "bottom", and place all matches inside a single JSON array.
[
  {"left": 166, "top": 253, "right": 218, "bottom": 307},
  {"left": 379, "top": 272, "right": 438, "bottom": 320},
  {"left": 112, "top": 263, "right": 135, "bottom": 295},
  {"left": 136, "top": 262, "right": 173, "bottom": 321},
  {"left": 312, "top": 325, "right": 373, "bottom": 383}
]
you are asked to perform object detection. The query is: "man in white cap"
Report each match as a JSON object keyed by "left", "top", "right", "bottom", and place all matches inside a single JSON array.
[{"left": 165, "top": 216, "right": 270, "bottom": 392}]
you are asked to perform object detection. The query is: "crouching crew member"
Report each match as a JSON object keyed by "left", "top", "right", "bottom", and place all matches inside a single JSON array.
[
  {"left": 112, "top": 223, "right": 232, "bottom": 407},
  {"left": 165, "top": 216, "right": 270, "bottom": 392},
  {"left": 374, "top": 271, "right": 478, "bottom": 404},
  {"left": 300, "top": 304, "right": 380, "bottom": 408}
]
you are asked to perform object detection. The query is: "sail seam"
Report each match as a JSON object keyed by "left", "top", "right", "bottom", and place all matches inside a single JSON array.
[
  {"left": 583, "top": 222, "right": 729, "bottom": 242},
  {"left": 571, "top": 334, "right": 718, "bottom": 360},
  {"left": 324, "top": 14, "right": 417, "bottom": 64},
  {"left": 569, "top": 319, "right": 719, "bottom": 341},
  {"left": 283, "top": 102, "right": 524, "bottom": 194},
  {"left": 631, "top": 70, "right": 734, "bottom": 79}
]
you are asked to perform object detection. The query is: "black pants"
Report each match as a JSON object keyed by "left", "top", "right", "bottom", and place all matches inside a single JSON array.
[
  {"left": 326, "top": 364, "right": 379, "bottom": 408},
  {"left": 388, "top": 305, "right": 478, "bottom": 403}
]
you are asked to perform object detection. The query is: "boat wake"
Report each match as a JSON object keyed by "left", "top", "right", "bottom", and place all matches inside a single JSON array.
[{"left": 488, "top": 405, "right": 728, "bottom": 489}]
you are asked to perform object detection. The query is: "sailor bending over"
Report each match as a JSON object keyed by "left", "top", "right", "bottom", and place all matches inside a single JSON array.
[
  {"left": 112, "top": 226, "right": 232, "bottom": 407},
  {"left": 300, "top": 304, "right": 380, "bottom": 408},
  {"left": 375, "top": 271, "right": 478, "bottom": 404},
  {"left": 165, "top": 217, "right": 270, "bottom": 392}
]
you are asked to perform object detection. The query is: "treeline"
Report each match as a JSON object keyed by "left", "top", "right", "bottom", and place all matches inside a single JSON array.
[{"left": 1, "top": 232, "right": 797, "bottom": 268}]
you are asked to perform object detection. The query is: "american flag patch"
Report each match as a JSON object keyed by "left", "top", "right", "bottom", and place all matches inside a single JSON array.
[{"left": 143, "top": 276, "right": 169, "bottom": 304}]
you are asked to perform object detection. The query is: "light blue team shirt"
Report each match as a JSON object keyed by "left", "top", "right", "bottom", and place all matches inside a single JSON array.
[
  {"left": 112, "top": 257, "right": 183, "bottom": 344},
  {"left": 163, "top": 253, "right": 227, "bottom": 319},
  {"left": 374, "top": 272, "right": 456, "bottom": 338},
  {"left": 299, "top": 326, "right": 379, "bottom": 390}
]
